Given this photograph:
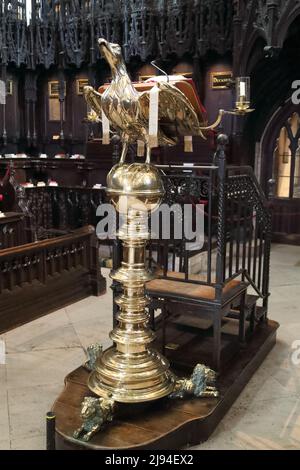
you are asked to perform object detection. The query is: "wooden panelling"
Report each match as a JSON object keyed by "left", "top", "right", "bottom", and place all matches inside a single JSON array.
[{"left": 0, "top": 226, "right": 106, "bottom": 333}]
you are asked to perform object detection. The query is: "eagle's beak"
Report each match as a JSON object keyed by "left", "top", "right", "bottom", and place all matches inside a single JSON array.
[
  {"left": 98, "top": 38, "right": 118, "bottom": 70},
  {"left": 98, "top": 38, "right": 108, "bottom": 48},
  {"left": 98, "top": 38, "right": 110, "bottom": 58}
]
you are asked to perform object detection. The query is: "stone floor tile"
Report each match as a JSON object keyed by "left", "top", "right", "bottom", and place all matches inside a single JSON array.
[
  {"left": 10, "top": 434, "right": 45, "bottom": 450},
  {"left": 6, "top": 347, "right": 85, "bottom": 390},
  {"left": 8, "top": 383, "right": 62, "bottom": 441},
  {"left": 5, "top": 309, "right": 80, "bottom": 353},
  {"left": 222, "top": 396, "right": 300, "bottom": 450},
  {"left": 71, "top": 316, "right": 113, "bottom": 350}
]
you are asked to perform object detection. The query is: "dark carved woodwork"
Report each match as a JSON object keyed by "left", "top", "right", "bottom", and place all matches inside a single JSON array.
[
  {"left": 93, "top": 1, "right": 121, "bottom": 64},
  {"left": 0, "top": 1, "right": 234, "bottom": 70},
  {"left": 0, "top": 212, "right": 24, "bottom": 250},
  {"left": 5, "top": 7, "right": 27, "bottom": 67},
  {"left": 0, "top": 2, "right": 298, "bottom": 107},
  {"left": 123, "top": 0, "right": 157, "bottom": 62},
  {"left": 59, "top": 3, "right": 88, "bottom": 68},
  {"left": 34, "top": 8, "right": 56, "bottom": 69},
  {"left": 0, "top": 158, "right": 108, "bottom": 239},
  {"left": 22, "top": 186, "right": 106, "bottom": 237},
  {"left": 24, "top": 72, "right": 38, "bottom": 146},
  {"left": 0, "top": 1, "right": 300, "bottom": 243},
  {"left": 195, "top": 0, "right": 233, "bottom": 58},
  {"left": 0, "top": 157, "right": 110, "bottom": 189}
]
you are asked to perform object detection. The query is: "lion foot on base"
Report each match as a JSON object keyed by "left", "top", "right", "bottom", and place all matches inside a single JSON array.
[
  {"left": 169, "top": 364, "right": 219, "bottom": 399},
  {"left": 84, "top": 343, "right": 103, "bottom": 371},
  {"left": 73, "top": 396, "right": 115, "bottom": 442}
]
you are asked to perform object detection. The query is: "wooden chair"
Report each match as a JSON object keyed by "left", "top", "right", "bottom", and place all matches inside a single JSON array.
[{"left": 145, "top": 244, "right": 248, "bottom": 372}]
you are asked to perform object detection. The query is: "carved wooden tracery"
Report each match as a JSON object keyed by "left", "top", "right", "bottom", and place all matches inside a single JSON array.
[
  {"left": 0, "top": 0, "right": 234, "bottom": 69},
  {"left": 0, "top": 1, "right": 299, "bottom": 72},
  {"left": 5, "top": 5, "right": 28, "bottom": 67}
]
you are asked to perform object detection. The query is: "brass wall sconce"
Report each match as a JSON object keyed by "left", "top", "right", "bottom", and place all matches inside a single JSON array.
[{"left": 199, "top": 76, "right": 254, "bottom": 132}]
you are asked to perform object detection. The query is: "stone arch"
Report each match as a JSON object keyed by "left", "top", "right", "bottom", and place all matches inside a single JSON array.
[
  {"left": 260, "top": 100, "right": 300, "bottom": 192},
  {"left": 277, "top": 5, "right": 300, "bottom": 48},
  {"left": 244, "top": 36, "right": 267, "bottom": 77},
  {"left": 237, "top": 30, "right": 267, "bottom": 76}
]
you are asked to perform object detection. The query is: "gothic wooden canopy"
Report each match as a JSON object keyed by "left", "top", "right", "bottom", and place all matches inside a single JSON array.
[
  {"left": 0, "top": 0, "right": 233, "bottom": 70},
  {"left": 1, "top": 1, "right": 300, "bottom": 72}
]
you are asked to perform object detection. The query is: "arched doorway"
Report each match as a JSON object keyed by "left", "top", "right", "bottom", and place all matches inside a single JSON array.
[
  {"left": 261, "top": 103, "right": 300, "bottom": 244},
  {"left": 273, "top": 113, "right": 300, "bottom": 199}
]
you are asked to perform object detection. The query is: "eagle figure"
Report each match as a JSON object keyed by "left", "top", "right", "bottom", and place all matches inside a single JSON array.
[{"left": 84, "top": 38, "right": 207, "bottom": 164}]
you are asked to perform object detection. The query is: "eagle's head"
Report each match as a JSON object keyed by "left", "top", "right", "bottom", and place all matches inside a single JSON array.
[{"left": 98, "top": 38, "right": 123, "bottom": 71}]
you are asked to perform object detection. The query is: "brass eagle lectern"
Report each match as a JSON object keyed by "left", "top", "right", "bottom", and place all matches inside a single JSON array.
[{"left": 74, "top": 38, "right": 220, "bottom": 441}]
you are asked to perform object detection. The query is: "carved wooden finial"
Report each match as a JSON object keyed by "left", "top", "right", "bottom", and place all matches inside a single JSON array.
[{"left": 217, "top": 134, "right": 229, "bottom": 147}]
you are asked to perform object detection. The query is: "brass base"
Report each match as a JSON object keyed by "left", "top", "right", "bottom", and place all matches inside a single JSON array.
[
  {"left": 54, "top": 320, "right": 279, "bottom": 449},
  {"left": 88, "top": 347, "right": 175, "bottom": 403}
]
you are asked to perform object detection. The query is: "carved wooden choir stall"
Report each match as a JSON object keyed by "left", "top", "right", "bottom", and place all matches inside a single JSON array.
[{"left": 0, "top": 166, "right": 106, "bottom": 333}]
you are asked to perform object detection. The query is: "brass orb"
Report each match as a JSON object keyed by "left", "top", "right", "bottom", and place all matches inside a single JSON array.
[{"left": 107, "top": 163, "right": 165, "bottom": 214}]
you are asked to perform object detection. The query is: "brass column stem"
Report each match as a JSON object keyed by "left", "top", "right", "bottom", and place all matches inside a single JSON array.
[{"left": 87, "top": 163, "right": 175, "bottom": 403}]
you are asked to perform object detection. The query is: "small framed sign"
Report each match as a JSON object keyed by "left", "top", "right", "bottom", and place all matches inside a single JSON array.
[
  {"left": 77, "top": 78, "right": 89, "bottom": 95},
  {"left": 48, "top": 80, "right": 66, "bottom": 98},
  {"left": 211, "top": 71, "right": 232, "bottom": 90}
]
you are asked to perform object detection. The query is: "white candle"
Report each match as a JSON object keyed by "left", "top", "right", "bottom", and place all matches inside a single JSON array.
[
  {"left": 240, "top": 81, "right": 246, "bottom": 98},
  {"left": 26, "top": 0, "right": 32, "bottom": 25}
]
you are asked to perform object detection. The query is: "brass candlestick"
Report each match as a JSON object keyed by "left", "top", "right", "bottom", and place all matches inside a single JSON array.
[{"left": 88, "top": 162, "right": 175, "bottom": 402}]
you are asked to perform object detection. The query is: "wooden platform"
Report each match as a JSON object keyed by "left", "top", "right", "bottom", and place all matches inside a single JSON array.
[{"left": 52, "top": 320, "right": 279, "bottom": 450}]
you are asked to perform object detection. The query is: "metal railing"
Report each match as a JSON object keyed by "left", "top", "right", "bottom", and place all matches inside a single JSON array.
[{"left": 146, "top": 137, "right": 272, "bottom": 311}]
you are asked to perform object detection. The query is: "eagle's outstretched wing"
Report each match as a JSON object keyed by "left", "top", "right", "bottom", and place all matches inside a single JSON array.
[
  {"left": 138, "top": 81, "right": 207, "bottom": 140},
  {"left": 84, "top": 86, "right": 103, "bottom": 118}
]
